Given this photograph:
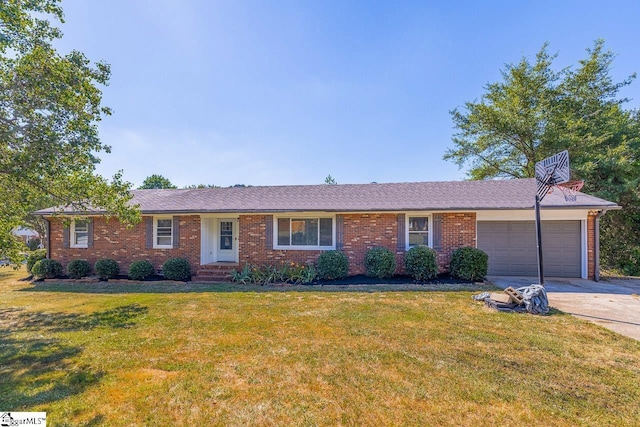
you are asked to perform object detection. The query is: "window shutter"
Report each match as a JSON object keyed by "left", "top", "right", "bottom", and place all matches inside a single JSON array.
[
  {"left": 87, "top": 218, "right": 94, "bottom": 248},
  {"left": 63, "top": 224, "right": 70, "bottom": 249},
  {"left": 145, "top": 217, "right": 153, "bottom": 249},
  {"left": 433, "top": 213, "right": 443, "bottom": 251},
  {"left": 172, "top": 216, "right": 180, "bottom": 248},
  {"left": 397, "top": 213, "right": 406, "bottom": 251},
  {"left": 336, "top": 215, "right": 344, "bottom": 250},
  {"left": 265, "top": 215, "right": 273, "bottom": 249}
]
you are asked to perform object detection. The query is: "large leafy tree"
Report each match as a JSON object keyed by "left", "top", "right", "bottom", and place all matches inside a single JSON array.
[
  {"left": 1, "top": 0, "right": 140, "bottom": 265},
  {"left": 139, "top": 174, "right": 177, "bottom": 189},
  {"left": 445, "top": 40, "right": 640, "bottom": 274}
]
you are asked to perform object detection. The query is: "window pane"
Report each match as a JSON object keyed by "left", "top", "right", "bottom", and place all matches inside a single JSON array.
[
  {"left": 157, "top": 236, "right": 172, "bottom": 246},
  {"left": 291, "top": 218, "right": 318, "bottom": 246},
  {"left": 157, "top": 228, "right": 172, "bottom": 237},
  {"left": 157, "top": 219, "right": 172, "bottom": 228},
  {"left": 409, "top": 217, "right": 428, "bottom": 232},
  {"left": 319, "top": 218, "right": 332, "bottom": 246},
  {"left": 75, "top": 233, "right": 88, "bottom": 246},
  {"left": 74, "top": 220, "right": 88, "bottom": 232},
  {"left": 277, "top": 218, "right": 290, "bottom": 246},
  {"left": 409, "top": 232, "right": 429, "bottom": 247}
]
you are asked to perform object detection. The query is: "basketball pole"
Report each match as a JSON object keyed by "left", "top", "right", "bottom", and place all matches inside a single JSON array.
[{"left": 535, "top": 194, "right": 544, "bottom": 286}]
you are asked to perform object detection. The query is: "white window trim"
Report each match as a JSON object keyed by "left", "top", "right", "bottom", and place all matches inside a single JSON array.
[
  {"left": 70, "top": 219, "right": 89, "bottom": 249},
  {"left": 273, "top": 215, "right": 336, "bottom": 250},
  {"left": 153, "top": 216, "right": 173, "bottom": 249},
  {"left": 406, "top": 213, "right": 433, "bottom": 250}
]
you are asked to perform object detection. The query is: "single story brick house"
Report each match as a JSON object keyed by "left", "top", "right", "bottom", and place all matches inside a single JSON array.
[{"left": 35, "top": 178, "right": 618, "bottom": 281}]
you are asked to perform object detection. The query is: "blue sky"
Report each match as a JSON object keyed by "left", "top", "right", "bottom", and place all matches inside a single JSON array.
[{"left": 56, "top": 0, "right": 640, "bottom": 188}]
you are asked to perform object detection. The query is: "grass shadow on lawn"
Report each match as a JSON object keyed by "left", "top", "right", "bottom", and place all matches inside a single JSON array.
[
  {"left": 0, "top": 304, "right": 148, "bottom": 409},
  {"left": 20, "top": 280, "right": 499, "bottom": 294}
]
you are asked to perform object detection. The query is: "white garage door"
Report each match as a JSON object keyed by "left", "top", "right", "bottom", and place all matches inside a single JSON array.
[{"left": 477, "top": 221, "right": 581, "bottom": 277}]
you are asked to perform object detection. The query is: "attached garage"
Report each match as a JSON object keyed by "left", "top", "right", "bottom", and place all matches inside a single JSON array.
[{"left": 477, "top": 220, "right": 582, "bottom": 277}]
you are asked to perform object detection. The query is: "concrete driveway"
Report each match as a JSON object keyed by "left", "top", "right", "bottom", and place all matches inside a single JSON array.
[{"left": 488, "top": 276, "right": 640, "bottom": 341}]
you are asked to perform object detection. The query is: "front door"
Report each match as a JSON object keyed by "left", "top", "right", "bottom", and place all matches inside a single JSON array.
[{"left": 217, "top": 219, "right": 236, "bottom": 262}]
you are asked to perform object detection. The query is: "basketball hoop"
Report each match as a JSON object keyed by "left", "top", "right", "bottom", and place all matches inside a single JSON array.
[{"left": 553, "top": 180, "right": 584, "bottom": 202}]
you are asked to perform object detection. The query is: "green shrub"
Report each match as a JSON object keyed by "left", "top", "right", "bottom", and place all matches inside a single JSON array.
[
  {"left": 162, "top": 258, "right": 191, "bottom": 281},
  {"left": 128, "top": 260, "right": 155, "bottom": 280},
  {"left": 31, "top": 258, "right": 63, "bottom": 279},
  {"left": 450, "top": 247, "right": 488, "bottom": 281},
  {"left": 364, "top": 247, "right": 396, "bottom": 278},
  {"left": 317, "top": 250, "right": 349, "bottom": 280},
  {"left": 26, "top": 249, "right": 47, "bottom": 274},
  {"left": 404, "top": 246, "right": 438, "bottom": 281},
  {"left": 67, "top": 259, "right": 92, "bottom": 279},
  {"left": 94, "top": 258, "right": 120, "bottom": 280}
]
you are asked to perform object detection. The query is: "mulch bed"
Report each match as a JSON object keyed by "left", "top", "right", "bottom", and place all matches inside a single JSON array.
[{"left": 311, "top": 274, "right": 475, "bottom": 286}]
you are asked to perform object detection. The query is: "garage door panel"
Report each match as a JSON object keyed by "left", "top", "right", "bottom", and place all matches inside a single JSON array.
[{"left": 477, "top": 220, "right": 581, "bottom": 277}]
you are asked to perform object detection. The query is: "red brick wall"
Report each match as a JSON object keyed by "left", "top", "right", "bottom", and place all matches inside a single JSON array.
[
  {"left": 49, "top": 212, "right": 479, "bottom": 278},
  {"left": 237, "top": 213, "right": 476, "bottom": 275},
  {"left": 587, "top": 212, "right": 596, "bottom": 280},
  {"left": 48, "top": 215, "right": 200, "bottom": 274},
  {"left": 238, "top": 215, "right": 322, "bottom": 267},
  {"left": 437, "top": 212, "right": 477, "bottom": 271},
  {"left": 341, "top": 213, "right": 403, "bottom": 275}
]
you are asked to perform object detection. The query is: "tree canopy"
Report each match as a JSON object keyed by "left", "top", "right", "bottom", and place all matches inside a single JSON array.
[
  {"left": 0, "top": 0, "right": 139, "bottom": 265},
  {"left": 445, "top": 40, "right": 640, "bottom": 274},
  {"left": 138, "top": 174, "right": 177, "bottom": 189}
]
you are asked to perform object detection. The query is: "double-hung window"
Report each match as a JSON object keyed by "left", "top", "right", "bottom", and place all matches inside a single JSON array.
[
  {"left": 408, "top": 216, "right": 429, "bottom": 247},
  {"left": 154, "top": 218, "right": 173, "bottom": 248},
  {"left": 71, "top": 220, "right": 89, "bottom": 248},
  {"left": 276, "top": 217, "right": 333, "bottom": 249}
]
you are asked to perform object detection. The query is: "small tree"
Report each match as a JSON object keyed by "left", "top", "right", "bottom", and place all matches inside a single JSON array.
[
  {"left": 139, "top": 174, "right": 177, "bottom": 189},
  {"left": 324, "top": 174, "right": 337, "bottom": 185}
]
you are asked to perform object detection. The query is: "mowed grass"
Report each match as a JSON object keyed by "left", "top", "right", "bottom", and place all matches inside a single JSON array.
[{"left": 1, "top": 268, "right": 639, "bottom": 426}]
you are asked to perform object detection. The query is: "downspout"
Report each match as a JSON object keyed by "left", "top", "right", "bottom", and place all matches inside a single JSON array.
[{"left": 594, "top": 210, "right": 607, "bottom": 282}]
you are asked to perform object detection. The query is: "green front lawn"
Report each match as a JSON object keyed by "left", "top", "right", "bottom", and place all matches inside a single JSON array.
[{"left": 1, "top": 267, "right": 639, "bottom": 426}]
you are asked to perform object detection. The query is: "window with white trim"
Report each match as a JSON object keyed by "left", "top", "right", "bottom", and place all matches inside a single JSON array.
[
  {"left": 154, "top": 218, "right": 173, "bottom": 248},
  {"left": 71, "top": 220, "right": 89, "bottom": 248},
  {"left": 275, "top": 217, "right": 334, "bottom": 249},
  {"left": 408, "top": 216, "right": 429, "bottom": 247}
]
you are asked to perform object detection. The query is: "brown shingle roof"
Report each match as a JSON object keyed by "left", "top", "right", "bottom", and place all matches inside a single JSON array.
[{"left": 35, "top": 178, "right": 619, "bottom": 215}]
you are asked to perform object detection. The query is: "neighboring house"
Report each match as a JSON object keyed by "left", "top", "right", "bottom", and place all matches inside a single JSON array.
[
  {"left": 12, "top": 226, "right": 40, "bottom": 245},
  {"left": 34, "top": 179, "right": 618, "bottom": 281}
]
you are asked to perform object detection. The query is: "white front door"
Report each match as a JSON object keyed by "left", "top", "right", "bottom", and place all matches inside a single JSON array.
[{"left": 217, "top": 219, "right": 236, "bottom": 262}]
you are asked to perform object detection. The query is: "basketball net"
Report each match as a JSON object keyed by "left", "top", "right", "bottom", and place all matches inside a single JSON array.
[{"left": 548, "top": 180, "right": 584, "bottom": 202}]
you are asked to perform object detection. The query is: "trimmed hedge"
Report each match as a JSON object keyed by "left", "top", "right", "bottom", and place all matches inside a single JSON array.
[
  {"left": 404, "top": 246, "right": 438, "bottom": 281},
  {"left": 26, "top": 249, "right": 47, "bottom": 274},
  {"left": 32, "top": 259, "right": 63, "bottom": 279},
  {"left": 128, "top": 260, "right": 155, "bottom": 281},
  {"left": 364, "top": 247, "right": 396, "bottom": 278},
  {"left": 95, "top": 258, "right": 120, "bottom": 280},
  {"left": 67, "top": 259, "right": 92, "bottom": 279},
  {"left": 162, "top": 258, "right": 191, "bottom": 281},
  {"left": 317, "top": 250, "right": 349, "bottom": 280},
  {"left": 450, "top": 247, "right": 488, "bottom": 281}
]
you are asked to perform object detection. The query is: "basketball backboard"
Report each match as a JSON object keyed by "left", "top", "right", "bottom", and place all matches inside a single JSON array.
[{"left": 535, "top": 150, "right": 570, "bottom": 200}]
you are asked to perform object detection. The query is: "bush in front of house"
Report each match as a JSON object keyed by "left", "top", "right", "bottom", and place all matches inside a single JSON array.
[
  {"left": 67, "top": 259, "right": 92, "bottom": 279},
  {"left": 31, "top": 258, "right": 63, "bottom": 279},
  {"left": 450, "top": 247, "right": 488, "bottom": 281},
  {"left": 162, "top": 258, "right": 191, "bottom": 281},
  {"left": 316, "top": 250, "right": 349, "bottom": 280},
  {"left": 404, "top": 246, "right": 438, "bottom": 281},
  {"left": 364, "top": 247, "right": 396, "bottom": 278},
  {"left": 128, "top": 260, "right": 155, "bottom": 280},
  {"left": 27, "top": 249, "right": 47, "bottom": 274},
  {"left": 95, "top": 258, "right": 120, "bottom": 280}
]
